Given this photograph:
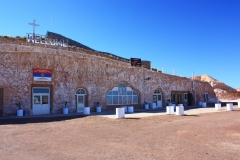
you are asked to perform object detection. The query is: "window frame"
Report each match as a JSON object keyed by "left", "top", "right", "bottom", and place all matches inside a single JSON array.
[{"left": 106, "top": 82, "right": 138, "bottom": 105}]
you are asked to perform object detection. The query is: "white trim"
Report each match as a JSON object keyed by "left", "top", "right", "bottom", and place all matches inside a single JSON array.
[
  {"left": 112, "top": 87, "right": 118, "bottom": 91},
  {"left": 126, "top": 87, "right": 133, "bottom": 91}
]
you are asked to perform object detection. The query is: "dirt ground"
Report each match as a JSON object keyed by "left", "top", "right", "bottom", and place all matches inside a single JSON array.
[{"left": 0, "top": 110, "right": 240, "bottom": 160}]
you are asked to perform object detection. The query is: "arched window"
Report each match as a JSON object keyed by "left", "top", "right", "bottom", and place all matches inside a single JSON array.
[
  {"left": 107, "top": 82, "right": 138, "bottom": 105},
  {"left": 75, "top": 88, "right": 86, "bottom": 95},
  {"left": 154, "top": 89, "right": 161, "bottom": 94}
]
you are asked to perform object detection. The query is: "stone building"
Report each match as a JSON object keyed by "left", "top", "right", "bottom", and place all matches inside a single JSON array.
[{"left": 0, "top": 36, "right": 216, "bottom": 116}]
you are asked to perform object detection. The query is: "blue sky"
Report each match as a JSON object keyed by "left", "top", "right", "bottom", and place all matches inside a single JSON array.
[{"left": 0, "top": 0, "right": 239, "bottom": 88}]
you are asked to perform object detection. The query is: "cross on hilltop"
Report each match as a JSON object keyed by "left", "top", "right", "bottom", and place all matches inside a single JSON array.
[{"left": 29, "top": 19, "right": 40, "bottom": 36}]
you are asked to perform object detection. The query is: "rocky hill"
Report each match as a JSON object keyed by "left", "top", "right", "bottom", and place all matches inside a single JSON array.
[
  {"left": 194, "top": 75, "right": 239, "bottom": 101},
  {"left": 194, "top": 74, "right": 236, "bottom": 91}
]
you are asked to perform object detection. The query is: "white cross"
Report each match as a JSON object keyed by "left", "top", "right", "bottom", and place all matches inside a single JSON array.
[{"left": 29, "top": 19, "right": 40, "bottom": 36}]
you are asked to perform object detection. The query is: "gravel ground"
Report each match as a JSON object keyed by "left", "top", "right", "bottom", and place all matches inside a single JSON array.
[{"left": 0, "top": 109, "right": 240, "bottom": 160}]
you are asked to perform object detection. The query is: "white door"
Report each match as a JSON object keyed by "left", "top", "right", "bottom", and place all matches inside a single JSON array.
[
  {"left": 32, "top": 88, "right": 50, "bottom": 115},
  {"left": 33, "top": 95, "right": 41, "bottom": 115},
  {"left": 41, "top": 95, "right": 50, "bottom": 114},
  {"left": 77, "top": 95, "right": 84, "bottom": 112},
  {"left": 157, "top": 94, "right": 162, "bottom": 107},
  {"left": 153, "top": 94, "right": 162, "bottom": 108}
]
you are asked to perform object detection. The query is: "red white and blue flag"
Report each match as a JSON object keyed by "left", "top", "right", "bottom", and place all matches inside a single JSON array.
[{"left": 33, "top": 68, "right": 52, "bottom": 81}]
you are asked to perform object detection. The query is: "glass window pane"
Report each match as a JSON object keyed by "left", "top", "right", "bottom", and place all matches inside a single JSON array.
[
  {"left": 122, "top": 96, "right": 127, "bottom": 104},
  {"left": 128, "top": 96, "right": 132, "bottom": 104},
  {"left": 33, "top": 88, "right": 49, "bottom": 93},
  {"left": 113, "top": 96, "right": 118, "bottom": 104},
  {"left": 107, "top": 96, "right": 112, "bottom": 105},
  {"left": 118, "top": 87, "right": 122, "bottom": 95},
  {"left": 154, "top": 90, "right": 160, "bottom": 93},
  {"left": 34, "top": 96, "right": 40, "bottom": 104},
  {"left": 118, "top": 83, "right": 122, "bottom": 88},
  {"left": 78, "top": 96, "right": 84, "bottom": 103},
  {"left": 153, "top": 95, "right": 157, "bottom": 102},
  {"left": 133, "top": 91, "right": 137, "bottom": 95},
  {"left": 80, "top": 89, "right": 86, "bottom": 94},
  {"left": 127, "top": 91, "right": 132, "bottom": 95},
  {"left": 122, "top": 83, "right": 126, "bottom": 87},
  {"left": 122, "top": 87, "right": 126, "bottom": 95},
  {"left": 107, "top": 91, "right": 112, "bottom": 95},
  {"left": 76, "top": 89, "right": 86, "bottom": 94},
  {"left": 76, "top": 89, "right": 80, "bottom": 94},
  {"left": 113, "top": 91, "right": 118, "bottom": 95},
  {"left": 42, "top": 95, "right": 49, "bottom": 104},
  {"left": 133, "top": 96, "right": 138, "bottom": 104},
  {"left": 118, "top": 96, "right": 122, "bottom": 104}
]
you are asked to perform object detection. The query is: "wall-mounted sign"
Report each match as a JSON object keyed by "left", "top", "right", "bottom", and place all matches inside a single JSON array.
[
  {"left": 130, "top": 58, "right": 142, "bottom": 67},
  {"left": 33, "top": 68, "right": 52, "bottom": 81}
]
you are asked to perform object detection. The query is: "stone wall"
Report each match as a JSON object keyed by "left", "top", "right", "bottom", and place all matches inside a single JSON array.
[
  {"left": 215, "top": 90, "right": 240, "bottom": 101},
  {"left": 0, "top": 39, "right": 216, "bottom": 116}
]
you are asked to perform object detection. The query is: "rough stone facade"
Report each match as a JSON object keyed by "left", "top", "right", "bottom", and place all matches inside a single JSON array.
[
  {"left": 0, "top": 37, "right": 216, "bottom": 116},
  {"left": 215, "top": 89, "right": 240, "bottom": 101}
]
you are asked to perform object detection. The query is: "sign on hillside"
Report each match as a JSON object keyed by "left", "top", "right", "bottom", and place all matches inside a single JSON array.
[
  {"left": 130, "top": 58, "right": 142, "bottom": 67},
  {"left": 27, "top": 33, "right": 68, "bottom": 47}
]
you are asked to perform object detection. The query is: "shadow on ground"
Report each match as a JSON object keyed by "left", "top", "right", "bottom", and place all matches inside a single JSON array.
[{"left": 0, "top": 115, "right": 87, "bottom": 125}]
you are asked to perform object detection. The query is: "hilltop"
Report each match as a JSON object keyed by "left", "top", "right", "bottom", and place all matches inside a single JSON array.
[
  {"left": 194, "top": 75, "right": 240, "bottom": 101},
  {"left": 194, "top": 74, "right": 236, "bottom": 91}
]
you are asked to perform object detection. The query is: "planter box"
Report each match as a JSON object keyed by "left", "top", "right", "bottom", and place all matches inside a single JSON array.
[
  {"left": 84, "top": 107, "right": 90, "bottom": 115},
  {"left": 166, "top": 106, "right": 174, "bottom": 115},
  {"left": 145, "top": 104, "right": 149, "bottom": 109},
  {"left": 202, "top": 102, "right": 206, "bottom": 108},
  {"left": 96, "top": 106, "right": 101, "bottom": 112},
  {"left": 23, "top": 110, "right": 29, "bottom": 116},
  {"left": 215, "top": 103, "right": 221, "bottom": 110},
  {"left": 121, "top": 106, "right": 127, "bottom": 113},
  {"left": 128, "top": 106, "right": 134, "bottom": 113},
  {"left": 150, "top": 103, "right": 156, "bottom": 109},
  {"left": 63, "top": 108, "right": 68, "bottom": 114},
  {"left": 176, "top": 106, "right": 184, "bottom": 116},
  {"left": 17, "top": 109, "right": 23, "bottom": 116},
  {"left": 116, "top": 108, "right": 125, "bottom": 118},
  {"left": 226, "top": 103, "right": 233, "bottom": 111}
]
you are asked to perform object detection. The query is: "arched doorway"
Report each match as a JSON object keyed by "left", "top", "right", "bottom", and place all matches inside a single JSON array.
[
  {"left": 75, "top": 88, "right": 86, "bottom": 113},
  {"left": 153, "top": 89, "right": 162, "bottom": 108}
]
